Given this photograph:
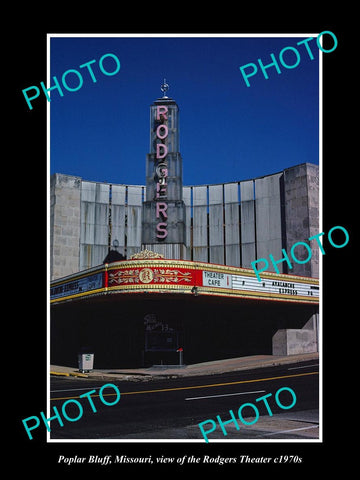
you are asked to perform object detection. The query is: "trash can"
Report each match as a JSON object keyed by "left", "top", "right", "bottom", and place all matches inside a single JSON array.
[{"left": 78, "top": 351, "right": 94, "bottom": 373}]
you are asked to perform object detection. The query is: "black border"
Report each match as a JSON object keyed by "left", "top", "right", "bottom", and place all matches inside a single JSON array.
[{"left": 12, "top": 12, "right": 352, "bottom": 472}]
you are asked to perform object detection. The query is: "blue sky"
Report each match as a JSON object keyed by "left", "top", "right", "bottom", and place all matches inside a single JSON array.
[{"left": 50, "top": 35, "right": 320, "bottom": 187}]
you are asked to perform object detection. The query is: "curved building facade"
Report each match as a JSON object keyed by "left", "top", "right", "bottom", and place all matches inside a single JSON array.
[
  {"left": 50, "top": 162, "right": 319, "bottom": 280},
  {"left": 50, "top": 87, "right": 319, "bottom": 368}
]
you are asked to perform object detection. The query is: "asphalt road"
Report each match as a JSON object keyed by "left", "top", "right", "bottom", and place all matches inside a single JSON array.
[{"left": 48, "top": 360, "right": 319, "bottom": 440}]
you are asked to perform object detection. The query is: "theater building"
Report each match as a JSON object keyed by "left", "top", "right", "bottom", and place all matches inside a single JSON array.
[{"left": 50, "top": 83, "right": 320, "bottom": 368}]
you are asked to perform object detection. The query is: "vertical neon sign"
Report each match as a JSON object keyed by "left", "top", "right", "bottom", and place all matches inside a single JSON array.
[{"left": 155, "top": 105, "right": 169, "bottom": 239}]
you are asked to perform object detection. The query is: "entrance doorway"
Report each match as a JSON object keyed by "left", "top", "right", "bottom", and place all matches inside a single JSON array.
[{"left": 143, "top": 313, "right": 181, "bottom": 366}]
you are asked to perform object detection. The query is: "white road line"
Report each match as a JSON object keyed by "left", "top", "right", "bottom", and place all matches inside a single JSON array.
[
  {"left": 288, "top": 364, "right": 319, "bottom": 370},
  {"left": 185, "top": 390, "right": 265, "bottom": 401},
  {"left": 258, "top": 425, "right": 319, "bottom": 437}
]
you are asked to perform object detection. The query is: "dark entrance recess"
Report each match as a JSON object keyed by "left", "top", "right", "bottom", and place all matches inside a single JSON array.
[
  {"left": 143, "top": 313, "right": 182, "bottom": 367},
  {"left": 51, "top": 293, "right": 317, "bottom": 369}
]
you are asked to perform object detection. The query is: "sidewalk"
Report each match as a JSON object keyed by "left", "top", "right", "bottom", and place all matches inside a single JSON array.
[{"left": 50, "top": 352, "right": 319, "bottom": 381}]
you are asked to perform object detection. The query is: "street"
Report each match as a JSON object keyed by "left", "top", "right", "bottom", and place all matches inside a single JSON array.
[{"left": 49, "top": 360, "right": 319, "bottom": 441}]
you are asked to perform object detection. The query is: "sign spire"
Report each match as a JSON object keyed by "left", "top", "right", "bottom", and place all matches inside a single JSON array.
[{"left": 160, "top": 78, "right": 169, "bottom": 98}]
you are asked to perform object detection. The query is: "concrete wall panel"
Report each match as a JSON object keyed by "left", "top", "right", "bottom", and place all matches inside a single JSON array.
[
  {"left": 183, "top": 186, "right": 192, "bottom": 259},
  {"left": 224, "top": 183, "right": 240, "bottom": 267},
  {"left": 240, "top": 180, "right": 256, "bottom": 267},
  {"left": 255, "top": 174, "right": 283, "bottom": 272},
  {"left": 209, "top": 185, "right": 224, "bottom": 264},
  {"left": 50, "top": 174, "right": 81, "bottom": 280},
  {"left": 111, "top": 185, "right": 126, "bottom": 255},
  {"left": 127, "top": 186, "right": 143, "bottom": 254},
  {"left": 80, "top": 182, "right": 109, "bottom": 270},
  {"left": 192, "top": 186, "right": 208, "bottom": 262}
]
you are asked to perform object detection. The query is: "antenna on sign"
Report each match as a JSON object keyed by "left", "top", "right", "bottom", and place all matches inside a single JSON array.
[{"left": 160, "top": 78, "right": 169, "bottom": 98}]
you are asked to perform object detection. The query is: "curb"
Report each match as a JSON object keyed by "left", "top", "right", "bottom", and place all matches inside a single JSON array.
[
  {"left": 50, "top": 353, "right": 319, "bottom": 382},
  {"left": 50, "top": 370, "right": 89, "bottom": 378}
]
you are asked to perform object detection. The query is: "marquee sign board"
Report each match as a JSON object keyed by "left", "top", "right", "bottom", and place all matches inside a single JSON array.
[
  {"left": 50, "top": 270, "right": 104, "bottom": 301},
  {"left": 202, "top": 271, "right": 233, "bottom": 288},
  {"left": 50, "top": 258, "right": 319, "bottom": 305},
  {"left": 230, "top": 273, "right": 319, "bottom": 299}
]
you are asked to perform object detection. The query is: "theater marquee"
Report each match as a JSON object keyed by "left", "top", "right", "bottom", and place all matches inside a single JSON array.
[{"left": 50, "top": 257, "right": 319, "bottom": 305}]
